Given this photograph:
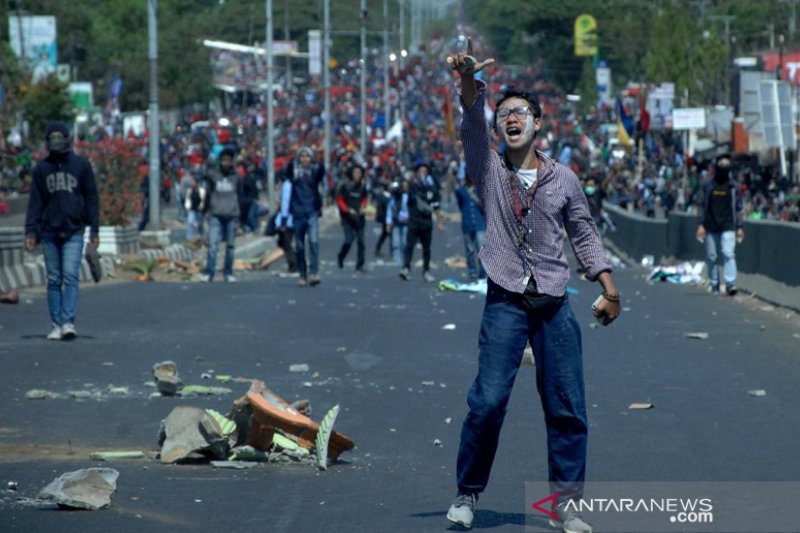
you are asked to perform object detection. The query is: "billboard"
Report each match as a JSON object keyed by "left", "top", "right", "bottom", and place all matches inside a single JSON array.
[{"left": 8, "top": 16, "right": 57, "bottom": 83}]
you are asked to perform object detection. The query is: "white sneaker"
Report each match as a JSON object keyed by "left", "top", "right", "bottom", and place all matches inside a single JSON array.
[
  {"left": 446, "top": 492, "right": 477, "bottom": 529},
  {"left": 224, "top": 275, "right": 237, "bottom": 283},
  {"left": 550, "top": 501, "right": 593, "bottom": 533},
  {"left": 61, "top": 323, "right": 77, "bottom": 340},
  {"left": 199, "top": 273, "right": 212, "bottom": 283},
  {"left": 47, "top": 324, "right": 62, "bottom": 341},
  {"left": 423, "top": 271, "right": 436, "bottom": 283}
]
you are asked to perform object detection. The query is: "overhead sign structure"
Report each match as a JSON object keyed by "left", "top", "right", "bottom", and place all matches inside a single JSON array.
[
  {"left": 759, "top": 80, "right": 795, "bottom": 177},
  {"left": 672, "top": 107, "right": 706, "bottom": 130},
  {"left": 574, "top": 14, "right": 598, "bottom": 57}
]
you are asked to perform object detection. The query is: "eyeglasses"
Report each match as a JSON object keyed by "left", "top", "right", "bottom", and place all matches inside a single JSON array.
[{"left": 497, "top": 106, "right": 532, "bottom": 121}]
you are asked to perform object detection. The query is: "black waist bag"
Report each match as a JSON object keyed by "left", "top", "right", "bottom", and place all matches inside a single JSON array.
[{"left": 519, "top": 278, "right": 564, "bottom": 312}]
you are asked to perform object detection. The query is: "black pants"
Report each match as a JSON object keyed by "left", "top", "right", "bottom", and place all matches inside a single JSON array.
[
  {"left": 338, "top": 220, "right": 365, "bottom": 269},
  {"left": 375, "top": 221, "right": 391, "bottom": 255},
  {"left": 403, "top": 225, "right": 432, "bottom": 272},
  {"left": 278, "top": 229, "right": 297, "bottom": 272}
]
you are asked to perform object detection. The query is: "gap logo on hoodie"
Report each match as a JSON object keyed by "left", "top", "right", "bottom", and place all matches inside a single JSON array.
[{"left": 46, "top": 171, "right": 79, "bottom": 194}]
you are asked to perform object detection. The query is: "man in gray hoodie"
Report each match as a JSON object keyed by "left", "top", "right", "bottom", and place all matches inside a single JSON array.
[{"left": 201, "top": 148, "right": 241, "bottom": 282}]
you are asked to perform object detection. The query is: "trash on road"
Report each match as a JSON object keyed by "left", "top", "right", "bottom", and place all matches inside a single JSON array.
[
  {"left": 444, "top": 256, "right": 467, "bottom": 269},
  {"left": 157, "top": 406, "right": 236, "bottom": 464},
  {"left": 433, "top": 439, "right": 443, "bottom": 447},
  {"left": 152, "top": 360, "right": 181, "bottom": 396},
  {"left": 90, "top": 451, "right": 145, "bottom": 461},
  {"left": 211, "top": 460, "right": 258, "bottom": 469},
  {"left": 177, "top": 385, "right": 233, "bottom": 396},
  {"left": 289, "top": 364, "right": 310, "bottom": 373},
  {"left": 442, "top": 323, "right": 457, "bottom": 330},
  {"left": 438, "top": 278, "right": 487, "bottom": 295},
  {"left": 685, "top": 332, "right": 709, "bottom": 340},
  {"left": 38, "top": 468, "right": 119, "bottom": 510},
  {"left": 628, "top": 403, "right": 654, "bottom": 410},
  {"left": 748, "top": 389, "right": 766, "bottom": 397},
  {"left": 25, "top": 389, "right": 62, "bottom": 400},
  {"left": 647, "top": 262, "right": 704, "bottom": 284},
  {"left": 315, "top": 405, "right": 341, "bottom": 470}
]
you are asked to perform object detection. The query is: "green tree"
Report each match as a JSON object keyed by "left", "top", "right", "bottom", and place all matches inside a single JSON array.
[{"left": 20, "top": 75, "right": 74, "bottom": 138}]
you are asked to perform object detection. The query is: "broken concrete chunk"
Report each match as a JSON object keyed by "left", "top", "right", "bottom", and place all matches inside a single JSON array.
[
  {"left": 152, "top": 361, "right": 181, "bottom": 396},
  {"left": 628, "top": 403, "right": 654, "bottom": 410},
  {"left": 38, "top": 468, "right": 119, "bottom": 510},
  {"left": 158, "top": 406, "right": 230, "bottom": 464},
  {"left": 748, "top": 389, "right": 767, "bottom": 397},
  {"left": 229, "top": 445, "right": 271, "bottom": 462},
  {"left": 315, "top": 405, "right": 341, "bottom": 471},
  {"left": 289, "top": 364, "right": 310, "bottom": 373},
  {"left": 90, "top": 451, "right": 144, "bottom": 461}
]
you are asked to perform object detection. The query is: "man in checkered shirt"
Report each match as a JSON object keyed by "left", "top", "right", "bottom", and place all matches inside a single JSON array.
[{"left": 445, "top": 41, "right": 621, "bottom": 533}]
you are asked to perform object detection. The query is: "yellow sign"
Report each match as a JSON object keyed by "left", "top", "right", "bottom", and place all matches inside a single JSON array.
[{"left": 574, "top": 14, "right": 598, "bottom": 57}]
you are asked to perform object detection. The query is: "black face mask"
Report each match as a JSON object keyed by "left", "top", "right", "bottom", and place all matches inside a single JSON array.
[
  {"left": 715, "top": 166, "right": 730, "bottom": 183},
  {"left": 220, "top": 163, "right": 233, "bottom": 174},
  {"left": 47, "top": 137, "right": 70, "bottom": 155}
]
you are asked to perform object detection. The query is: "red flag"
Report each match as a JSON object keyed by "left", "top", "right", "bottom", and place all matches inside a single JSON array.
[{"left": 639, "top": 92, "right": 650, "bottom": 136}]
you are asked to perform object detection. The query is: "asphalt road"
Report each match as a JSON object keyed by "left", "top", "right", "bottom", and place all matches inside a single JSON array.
[{"left": 1, "top": 215, "right": 799, "bottom": 533}]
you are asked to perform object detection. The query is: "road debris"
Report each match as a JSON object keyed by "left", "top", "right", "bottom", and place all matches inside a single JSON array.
[
  {"left": 177, "top": 385, "right": 233, "bottom": 396},
  {"left": 38, "top": 468, "right": 119, "bottom": 510},
  {"left": 685, "top": 332, "right": 709, "bottom": 340},
  {"left": 289, "top": 364, "right": 310, "bottom": 373},
  {"left": 442, "top": 324, "right": 457, "bottom": 330},
  {"left": 315, "top": 405, "right": 341, "bottom": 470},
  {"left": 157, "top": 406, "right": 235, "bottom": 464},
  {"left": 90, "top": 451, "right": 145, "bottom": 461},
  {"left": 628, "top": 403, "right": 654, "bottom": 410},
  {"left": 152, "top": 360, "right": 181, "bottom": 396},
  {"left": 25, "top": 389, "right": 63, "bottom": 400},
  {"left": 747, "top": 390, "right": 766, "bottom": 397}
]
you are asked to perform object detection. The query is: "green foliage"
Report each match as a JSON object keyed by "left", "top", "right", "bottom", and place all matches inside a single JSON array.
[
  {"left": 20, "top": 76, "right": 75, "bottom": 138},
  {"left": 575, "top": 58, "right": 597, "bottom": 116}
]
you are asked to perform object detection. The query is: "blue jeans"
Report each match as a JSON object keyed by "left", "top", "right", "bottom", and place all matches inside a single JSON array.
[
  {"left": 456, "top": 279, "right": 587, "bottom": 501},
  {"left": 294, "top": 215, "right": 319, "bottom": 278},
  {"left": 42, "top": 233, "right": 84, "bottom": 326},
  {"left": 463, "top": 229, "right": 486, "bottom": 278},
  {"left": 206, "top": 215, "right": 236, "bottom": 278},
  {"left": 705, "top": 231, "right": 737, "bottom": 287},
  {"left": 186, "top": 210, "right": 204, "bottom": 240},
  {"left": 391, "top": 224, "right": 408, "bottom": 265}
]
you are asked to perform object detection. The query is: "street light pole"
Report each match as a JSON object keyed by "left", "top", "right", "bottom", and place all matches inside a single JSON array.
[
  {"left": 323, "top": 0, "right": 331, "bottom": 189},
  {"left": 266, "top": 0, "right": 275, "bottom": 209},
  {"left": 147, "top": 0, "right": 161, "bottom": 231},
  {"left": 383, "top": 0, "right": 390, "bottom": 135},
  {"left": 360, "top": 0, "right": 368, "bottom": 155}
]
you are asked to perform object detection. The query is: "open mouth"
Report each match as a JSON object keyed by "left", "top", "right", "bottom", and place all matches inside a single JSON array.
[{"left": 505, "top": 125, "right": 522, "bottom": 140}]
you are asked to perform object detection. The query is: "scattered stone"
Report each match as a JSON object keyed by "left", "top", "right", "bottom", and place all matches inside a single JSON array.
[
  {"left": 433, "top": 439, "right": 443, "bottom": 447},
  {"left": 229, "top": 446, "right": 270, "bottom": 462},
  {"left": 8, "top": 481, "right": 17, "bottom": 491},
  {"left": 685, "top": 332, "right": 709, "bottom": 340},
  {"left": 38, "top": 468, "right": 119, "bottom": 510},
  {"left": 441, "top": 324, "right": 456, "bottom": 330},
  {"left": 759, "top": 325, "right": 766, "bottom": 332},
  {"left": 157, "top": 406, "right": 231, "bottom": 464},
  {"left": 289, "top": 364, "right": 310, "bottom": 373},
  {"left": 445, "top": 418, "right": 452, "bottom": 424},
  {"left": 201, "top": 373, "right": 212, "bottom": 380},
  {"left": 152, "top": 361, "right": 181, "bottom": 396},
  {"left": 628, "top": 403, "right": 654, "bottom": 410},
  {"left": 67, "top": 390, "right": 94, "bottom": 399},
  {"left": 90, "top": 451, "right": 145, "bottom": 461},
  {"left": 106, "top": 386, "right": 129, "bottom": 395},
  {"left": 421, "top": 381, "right": 435, "bottom": 386},
  {"left": 748, "top": 390, "right": 766, "bottom": 397}
]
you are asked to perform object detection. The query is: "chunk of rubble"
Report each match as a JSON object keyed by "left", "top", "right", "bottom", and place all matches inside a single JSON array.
[
  {"left": 152, "top": 361, "right": 181, "bottom": 396},
  {"left": 38, "top": 468, "right": 119, "bottom": 510},
  {"left": 228, "top": 380, "right": 354, "bottom": 462},
  {"left": 157, "top": 406, "right": 235, "bottom": 464},
  {"left": 89, "top": 451, "right": 144, "bottom": 461},
  {"left": 177, "top": 385, "right": 232, "bottom": 396}
]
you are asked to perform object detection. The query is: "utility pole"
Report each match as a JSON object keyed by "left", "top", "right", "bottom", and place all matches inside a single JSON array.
[
  {"left": 284, "top": 0, "right": 292, "bottom": 90},
  {"left": 709, "top": 15, "right": 734, "bottom": 106},
  {"left": 383, "top": 0, "right": 390, "bottom": 135},
  {"left": 147, "top": 0, "right": 161, "bottom": 231},
  {"left": 266, "top": 0, "right": 275, "bottom": 209},
  {"left": 323, "top": 0, "right": 331, "bottom": 190},
  {"left": 360, "top": 0, "right": 368, "bottom": 155},
  {"left": 398, "top": 0, "right": 406, "bottom": 152}
]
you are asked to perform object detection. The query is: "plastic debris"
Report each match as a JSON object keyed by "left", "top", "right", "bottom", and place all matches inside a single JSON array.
[
  {"left": 647, "top": 262, "right": 704, "bottom": 284},
  {"left": 89, "top": 451, "right": 145, "bottom": 461},
  {"left": 748, "top": 390, "right": 766, "bottom": 397},
  {"left": 289, "top": 364, "right": 310, "bottom": 373},
  {"left": 177, "top": 385, "right": 232, "bottom": 396},
  {"left": 38, "top": 468, "right": 119, "bottom": 510},
  {"left": 25, "top": 389, "right": 62, "bottom": 400},
  {"left": 628, "top": 403, "right": 654, "bottom": 410},
  {"left": 106, "top": 386, "right": 129, "bottom": 395},
  {"left": 438, "top": 279, "right": 487, "bottom": 295},
  {"left": 442, "top": 324, "right": 457, "bottom": 330},
  {"left": 433, "top": 439, "right": 443, "bottom": 447},
  {"left": 685, "top": 332, "right": 709, "bottom": 340},
  {"left": 211, "top": 461, "right": 258, "bottom": 469},
  {"left": 205, "top": 409, "right": 237, "bottom": 438},
  {"left": 315, "top": 405, "right": 341, "bottom": 470}
]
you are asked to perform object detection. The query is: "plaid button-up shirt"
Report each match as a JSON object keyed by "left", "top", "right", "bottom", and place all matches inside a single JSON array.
[{"left": 461, "top": 81, "right": 612, "bottom": 297}]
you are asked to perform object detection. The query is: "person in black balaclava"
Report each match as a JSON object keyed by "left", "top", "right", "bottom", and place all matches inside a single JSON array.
[
  {"left": 696, "top": 154, "right": 745, "bottom": 295},
  {"left": 201, "top": 147, "right": 241, "bottom": 282},
  {"left": 25, "top": 121, "right": 99, "bottom": 340}
]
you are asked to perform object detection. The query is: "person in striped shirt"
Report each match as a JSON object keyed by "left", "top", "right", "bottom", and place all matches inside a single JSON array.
[{"left": 445, "top": 41, "right": 621, "bottom": 533}]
